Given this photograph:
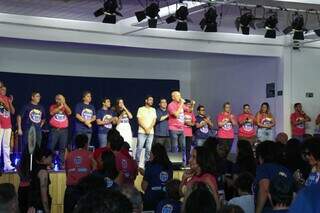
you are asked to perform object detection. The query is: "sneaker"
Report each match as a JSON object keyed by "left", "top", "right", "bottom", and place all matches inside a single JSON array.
[{"left": 4, "top": 165, "right": 15, "bottom": 172}]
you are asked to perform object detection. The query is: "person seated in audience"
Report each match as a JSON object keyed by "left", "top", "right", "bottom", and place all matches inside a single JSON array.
[
  {"left": 218, "top": 205, "right": 245, "bottom": 213},
  {"left": 182, "top": 182, "right": 217, "bottom": 213},
  {"left": 108, "top": 129, "right": 138, "bottom": 185},
  {"left": 92, "top": 150, "right": 119, "bottom": 189},
  {"left": 181, "top": 146, "right": 220, "bottom": 209},
  {"left": 28, "top": 147, "right": 53, "bottom": 213},
  {"left": 64, "top": 134, "right": 95, "bottom": 213},
  {"left": 302, "top": 137, "right": 320, "bottom": 186},
  {"left": 73, "top": 189, "right": 132, "bottom": 213},
  {"left": 228, "top": 172, "right": 254, "bottom": 213},
  {"left": 119, "top": 185, "right": 143, "bottom": 213},
  {"left": 254, "top": 141, "right": 292, "bottom": 213},
  {"left": 0, "top": 183, "right": 19, "bottom": 213},
  {"left": 275, "top": 132, "right": 288, "bottom": 145},
  {"left": 156, "top": 179, "right": 182, "bottom": 213},
  {"left": 139, "top": 143, "right": 173, "bottom": 211},
  {"left": 267, "top": 173, "right": 293, "bottom": 213},
  {"left": 235, "top": 140, "right": 256, "bottom": 177}
]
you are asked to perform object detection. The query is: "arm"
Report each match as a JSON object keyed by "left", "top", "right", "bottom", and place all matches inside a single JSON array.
[
  {"left": 17, "top": 115, "right": 23, "bottom": 135},
  {"left": 302, "top": 112, "right": 311, "bottom": 122},
  {"left": 38, "top": 170, "right": 50, "bottom": 213},
  {"left": 159, "top": 114, "right": 169, "bottom": 122},
  {"left": 49, "top": 105, "right": 64, "bottom": 116},
  {"left": 141, "top": 179, "right": 148, "bottom": 192},
  {"left": 170, "top": 102, "right": 184, "bottom": 118},
  {"left": 8, "top": 96, "right": 15, "bottom": 114},
  {"left": 255, "top": 179, "right": 270, "bottom": 213},
  {"left": 123, "top": 106, "right": 133, "bottom": 119},
  {"left": 230, "top": 115, "right": 237, "bottom": 126},
  {"left": 269, "top": 114, "right": 276, "bottom": 128},
  {"left": 256, "top": 113, "right": 265, "bottom": 128},
  {"left": 64, "top": 103, "right": 72, "bottom": 116}
]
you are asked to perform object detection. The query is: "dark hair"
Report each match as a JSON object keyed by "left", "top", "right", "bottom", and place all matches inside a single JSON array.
[
  {"left": 31, "top": 91, "right": 40, "bottom": 97},
  {"left": 183, "top": 182, "right": 216, "bottom": 213},
  {"left": 256, "top": 141, "right": 279, "bottom": 164},
  {"left": 119, "top": 185, "right": 143, "bottom": 212},
  {"left": 73, "top": 189, "right": 132, "bottom": 213},
  {"left": 194, "top": 146, "right": 216, "bottom": 175},
  {"left": 223, "top": 102, "right": 231, "bottom": 108},
  {"left": 294, "top": 103, "right": 301, "bottom": 108},
  {"left": 144, "top": 95, "right": 153, "bottom": 100},
  {"left": 236, "top": 140, "right": 256, "bottom": 175},
  {"left": 151, "top": 143, "right": 172, "bottom": 170},
  {"left": 303, "top": 137, "right": 320, "bottom": 161},
  {"left": 108, "top": 129, "right": 124, "bottom": 151},
  {"left": 115, "top": 98, "right": 124, "bottom": 115},
  {"left": 202, "top": 137, "right": 219, "bottom": 165},
  {"left": 234, "top": 172, "right": 254, "bottom": 194},
  {"left": 165, "top": 179, "right": 181, "bottom": 201},
  {"left": 101, "top": 97, "right": 110, "bottom": 105},
  {"left": 269, "top": 174, "right": 293, "bottom": 206},
  {"left": 77, "top": 174, "right": 105, "bottom": 195},
  {"left": 260, "top": 102, "right": 270, "bottom": 113},
  {"left": 0, "top": 183, "right": 17, "bottom": 212},
  {"left": 33, "top": 147, "right": 52, "bottom": 162},
  {"left": 184, "top": 99, "right": 191, "bottom": 104},
  {"left": 218, "top": 205, "right": 245, "bottom": 213},
  {"left": 197, "top": 105, "right": 205, "bottom": 111},
  {"left": 285, "top": 138, "right": 304, "bottom": 173},
  {"left": 101, "top": 150, "right": 119, "bottom": 180},
  {"left": 75, "top": 134, "right": 89, "bottom": 149},
  {"left": 243, "top": 104, "right": 250, "bottom": 109},
  {"left": 82, "top": 90, "right": 91, "bottom": 98}
]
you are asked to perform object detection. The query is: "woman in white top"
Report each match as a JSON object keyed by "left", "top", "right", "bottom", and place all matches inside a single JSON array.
[{"left": 115, "top": 98, "right": 133, "bottom": 148}]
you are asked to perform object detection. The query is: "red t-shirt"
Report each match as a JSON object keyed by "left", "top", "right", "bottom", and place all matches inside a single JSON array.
[
  {"left": 115, "top": 150, "right": 138, "bottom": 185},
  {"left": 257, "top": 113, "right": 273, "bottom": 128},
  {"left": 291, "top": 112, "right": 306, "bottom": 136},
  {"left": 0, "top": 95, "right": 12, "bottom": 129},
  {"left": 184, "top": 111, "right": 196, "bottom": 137},
  {"left": 186, "top": 173, "right": 218, "bottom": 192},
  {"left": 168, "top": 101, "right": 188, "bottom": 131},
  {"left": 238, "top": 113, "right": 256, "bottom": 138},
  {"left": 65, "top": 149, "right": 93, "bottom": 186},
  {"left": 217, "top": 112, "right": 235, "bottom": 139},
  {"left": 49, "top": 104, "right": 69, "bottom": 129}
]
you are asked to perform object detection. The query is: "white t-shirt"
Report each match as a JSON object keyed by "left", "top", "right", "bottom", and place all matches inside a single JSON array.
[{"left": 228, "top": 195, "right": 254, "bottom": 213}]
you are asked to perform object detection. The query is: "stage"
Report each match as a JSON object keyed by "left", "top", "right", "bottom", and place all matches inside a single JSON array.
[{"left": 0, "top": 170, "right": 184, "bottom": 213}]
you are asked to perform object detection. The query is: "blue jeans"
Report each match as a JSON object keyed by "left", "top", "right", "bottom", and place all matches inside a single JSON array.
[
  {"left": 257, "top": 128, "right": 273, "bottom": 142},
  {"left": 136, "top": 133, "right": 154, "bottom": 163},
  {"left": 98, "top": 133, "right": 108, "bottom": 148},
  {"left": 169, "top": 130, "right": 186, "bottom": 164}
]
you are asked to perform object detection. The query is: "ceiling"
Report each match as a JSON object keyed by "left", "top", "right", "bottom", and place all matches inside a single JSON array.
[{"left": 0, "top": 0, "right": 319, "bottom": 36}]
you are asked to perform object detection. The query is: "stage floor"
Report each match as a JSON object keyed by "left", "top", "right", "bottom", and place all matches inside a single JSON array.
[{"left": 0, "top": 170, "right": 184, "bottom": 213}]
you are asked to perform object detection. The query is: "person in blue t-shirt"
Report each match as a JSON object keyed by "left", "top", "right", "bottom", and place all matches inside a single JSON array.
[
  {"left": 17, "top": 91, "right": 46, "bottom": 150},
  {"left": 96, "top": 98, "right": 117, "bottom": 148},
  {"left": 156, "top": 179, "right": 182, "bottom": 213},
  {"left": 154, "top": 98, "right": 170, "bottom": 152},
  {"left": 194, "top": 105, "right": 214, "bottom": 147},
  {"left": 74, "top": 91, "right": 96, "bottom": 145},
  {"left": 289, "top": 183, "right": 320, "bottom": 213},
  {"left": 302, "top": 138, "right": 320, "bottom": 187},
  {"left": 140, "top": 143, "right": 173, "bottom": 211},
  {"left": 254, "top": 141, "right": 292, "bottom": 213}
]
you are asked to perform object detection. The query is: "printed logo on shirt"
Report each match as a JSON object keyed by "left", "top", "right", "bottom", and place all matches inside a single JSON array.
[
  {"left": 81, "top": 108, "right": 93, "bottom": 121},
  {"left": 74, "top": 156, "right": 83, "bottom": 165},
  {"left": 296, "top": 117, "right": 305, "bottom": 129},
  {"left": 159, "top": 171, "right": 169, "bottom": 182},
  {"left": 222, "top": 122, "right": 232, "bottom": 131},
  {"left": 121, "top": 159, "right": 128, "bottom": 169},
  {"left": 262, "top": 118, "right": 272, "bottom": 126},
  {"left": 243, "top": 121, "right": 254, "bottom": 132},
  {"left": 305, "top": 172, "right": 320, "bottom": 186},
  {"left": 162, "top": 204, "right": 173, "bottom": 213},
  {"left": 200, "top": 125, "right": 209, "bottom": 134},
  {"left": 103, "top": 114, "right": 113, "bottom": 129},
  {"left": 54, "top": 111, "right": 67, "bottom": 122},
  {"left": 120, "top": 114, "right": 129, "bottom": 123},
  {"left": 29, "top": 109, "right": 42, "bottom": 123},
  {"left": 177, "top": 112, "right": 185, "bottom": 123},
  {"left": 184, "top": 114, "right": 191, "bottom": 122},
  {"left": 104, "top": 177, "right": 114, "bottom": 188},
  {"left": 0, "top": 104, "right": 10, "bottom": 118}
]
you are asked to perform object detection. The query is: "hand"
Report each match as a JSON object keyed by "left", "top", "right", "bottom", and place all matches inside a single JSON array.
[
  {"left": 9, "top": 95, "right": 13, "bottom": 103},
  {"left": 138, "top": 167, "right": 145, "bottom": 176},
  {"left": 191, "top": 100, "right": 196, "bottom": 105},
  {"left": 61, "top": 95, "right": 66, "bottom": 104},
  {"left": 180, "top": 98, "right": 185, "bottom": 104},
  {"left": 84, "top": 120, "right": 92, "bottom": 128},
  {"left": 145, "top": 128, "right": 151, "bottom": 134},
  {"left": 18, "top": 129, "right": 23, "bottom": 136}
]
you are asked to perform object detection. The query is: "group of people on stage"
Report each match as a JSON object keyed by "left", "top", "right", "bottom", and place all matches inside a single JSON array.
[{"left": 1, "top": 79, "right": 320, "bottom": 170}]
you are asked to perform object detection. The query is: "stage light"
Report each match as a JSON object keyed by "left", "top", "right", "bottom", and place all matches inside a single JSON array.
[
  {"left": 314, "top": 29, "right": 320, "bottom": 37},
  {"left": 264, "top": 14, "right": 278, "bottom": 38},
  {"left": 135, "top": 3, "right": 160, "bottom": 28},
  {"left": 200, "top": 7, "right": 218, "bottom": 32},
  {"left": 94, "top": 0, "right": 122, "bottom": 24},
  {"left": 235, "top": 9, "right": 255, "bottom": 35},
  {"left": 166, "top": 6, "right": 189, "bottom": 31},
  {"left": 283, "top": 12, "right": 305, "bottom": 40}
]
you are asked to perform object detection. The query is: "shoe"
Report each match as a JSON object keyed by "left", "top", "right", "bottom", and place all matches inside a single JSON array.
[{"left": 4, "top": 165, "right": 15, "bottom": 172}]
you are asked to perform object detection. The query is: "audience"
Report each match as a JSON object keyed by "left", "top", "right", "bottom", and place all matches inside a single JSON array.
[
  {"left": 156, "top": 179, "right": 182, "bottom": 213},
  {"left": 302, "top": 137, "right": 320, "bottom": 186},
  {"left": 218, "top": 205, "right": 245, "bottom": 213},
  {"left": 235, "top": 140, "right": 256, "bottom": 176},
  {"left": 0, "top": 183, "right": 19, "bottom": 213},
  {"left": 119, "top": 185, "right": 143, "bottom": 213},
  {"left": 17, "top": 149, "right": 31, "bottom": 213},
  {"left": 289, "top": 183, "right": 320, "bottom": 213}
]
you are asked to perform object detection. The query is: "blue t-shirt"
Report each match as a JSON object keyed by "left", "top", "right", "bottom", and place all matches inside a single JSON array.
[
  {"left": 155, "top": 108, "right": 169, "bottom": 137},
  {"left": 156, "top": 199, "right": 181, "bottom": 213},
  {"left": 97, "top": 108, "right": 115, "bottom": 134},
  {"left": 194, "top": 115, "right": 213, "bottom": 140},
  {"left": 144, "top": 162, "right": 173, "bottom": 209},
  {"left": 74, "top": 102, "right": 96, "bottom": 133},
  {"left": 19, "top": 103, "right": 46, "bottom": 130},
  {"left": 305, "top": 172, "right": 320, "bottom": 187},
  {"left": 289, "top": 183, "right": 320, "bottom": 213},
  {"left": 265, "top": 210, "right": 288, "bottom": 213}
]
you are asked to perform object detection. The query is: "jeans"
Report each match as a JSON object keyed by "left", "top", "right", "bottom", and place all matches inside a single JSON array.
[
  {"left": 136, "top": 133, "right": 154, "bottom": 163},
  {"left": 185, "top": 136, "right": 192, "bottom": 164},
  {"left": 49, "top": 128, "right": 68, "bottom": 166},
  {"left": 257, "top": 128, "right": 273, "bottom": 142},
  {"left": 98, "top": 133, "right": 108, "bottom": 148},
  {"left": 169, "top": 130, "right": 186, "bottom": 164},
  {"left": 153, "top": 136, "right": 171, "bottom": 152},
  {"left": 195, "top": 138, "right": 206, "bottom": 147}
]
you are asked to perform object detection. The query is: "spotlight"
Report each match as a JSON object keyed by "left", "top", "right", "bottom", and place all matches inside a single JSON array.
[
  {"left": 283, "top": 12, "right": 305, "bottom": 40},
  {"left": 264, "top": 14, "right": 278, "bottom": 38},
  {"left": 166, "top": 6, "right": 189, "bottom": 31},
  {"left": 94, "top": 0, "right": 122, "bottom": 24},
  {"left": 235, "top": 10, "right": 255, "bottom": 35},
  {"left": 135, "top": 3, "right": 160, "bottom": 28},
  {"left": 200, "top": 7, "right": 218, "bottom": 32},
  {"left": 315, "top": 29, "right": 320, "bottom": 37}
]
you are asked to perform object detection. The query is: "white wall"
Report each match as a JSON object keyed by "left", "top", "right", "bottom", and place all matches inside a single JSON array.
[
  {"left": 191, "top": 55, "right": 283, "bottom": 134},
  {"left": 0, "top": 45, "right": 191, "bottom": 97}
]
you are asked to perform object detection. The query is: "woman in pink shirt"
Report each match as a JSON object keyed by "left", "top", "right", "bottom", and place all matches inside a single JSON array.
[
  {"left": 183, "top": 99, "right": 196, "bottom": 164},
  {"left": 217, "top": 102, "right": 237, "bottom": 152},
  {"left": 255, "top": 102, "right": 275, "bottom": 142}
]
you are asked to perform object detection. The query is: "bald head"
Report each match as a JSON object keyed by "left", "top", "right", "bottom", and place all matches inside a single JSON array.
[{"left": 171, "top": 91, "right": 182, "bottom": 102}]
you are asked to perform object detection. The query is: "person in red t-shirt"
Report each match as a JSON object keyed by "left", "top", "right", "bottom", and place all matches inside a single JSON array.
[
  {"left": 238, "top": 104, "right": 256, "bottom": 146},
  {"left": 217, "top": 102, "right": 237, "bottom": 152},
  {"left": 255, "top": 102, "right": 275, "bottom": 143},
  {"left": 290, "top": 103, "right": 311, "bottom": 142},
  {"left": 64, "top": 134, "right": 95, "bottom": 213},
  {"left": 49, "top": 94, "right": 72, "bottom": 169},
  {"left": 183, "top": 99, "right": 196, "bottom": 164},
  {"left": 0, "top": 86, "right": 15, "bottom": 171}
]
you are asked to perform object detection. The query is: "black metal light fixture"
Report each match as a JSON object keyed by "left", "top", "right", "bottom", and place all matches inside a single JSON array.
[
  {"left": 283, "top": 12, "right": 305, "bottom": 40},
  {"left": 166, "top": 5, "right": 189, "bottom": 31},
  {"left": 200, "top": 7, "right": 218, "bottom": 32},
  {"left": 135, "top": 3, "right": 160, "bottom": 28},
  {"left": 94, "top": 0, "right": 122, "bottom": 24},
  {"left": 264, "top": 14, "right": 278, "bottom": 38},
  {"left": 235, "top": 8, "right": 255, "bottom": 35}
]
